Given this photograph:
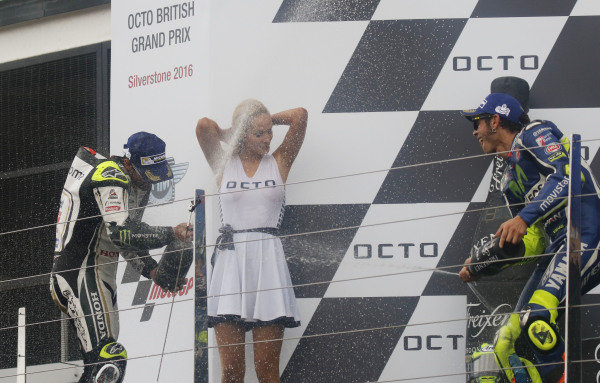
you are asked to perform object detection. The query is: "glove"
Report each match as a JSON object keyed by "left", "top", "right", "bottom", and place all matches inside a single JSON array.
[{"left": 154, "top": 240, "right": 193, "bottom": 292}]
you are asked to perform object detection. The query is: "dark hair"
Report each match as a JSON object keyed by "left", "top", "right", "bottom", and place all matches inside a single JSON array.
[{"left": 499, "top": 113, "right": 530, "bottom": 132}]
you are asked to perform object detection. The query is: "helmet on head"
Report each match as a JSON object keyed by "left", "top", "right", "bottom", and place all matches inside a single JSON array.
[{"left": 124, "top": 132, "right": 173, "bottom": 184}]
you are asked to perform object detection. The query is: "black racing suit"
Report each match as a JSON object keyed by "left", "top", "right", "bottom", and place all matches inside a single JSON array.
[{"left": 50, "top": 147, "right": 175, "bottom": 357}]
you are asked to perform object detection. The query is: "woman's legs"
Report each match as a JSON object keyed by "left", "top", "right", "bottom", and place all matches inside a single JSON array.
[
  {"left": 252, "top": 325, "right": 284, "bottom": 383},
  {"left": 215, "top": 322, "right": 246, "bottom": 383}
]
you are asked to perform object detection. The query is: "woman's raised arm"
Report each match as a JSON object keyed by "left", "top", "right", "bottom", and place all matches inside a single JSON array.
[
  {"left": 195, "top": 117, "right": 231, "bottom": 174},
  {"left": 272, "top": 107, "right": 308, "bottom": 182}
]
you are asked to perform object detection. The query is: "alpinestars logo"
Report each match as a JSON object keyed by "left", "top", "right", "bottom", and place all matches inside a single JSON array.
[
  {"left": 149, "top": 157, "right": 189, "bottom": 205},
  {"left": 101, "top": 167, "right": 128, "bottom": 182}
]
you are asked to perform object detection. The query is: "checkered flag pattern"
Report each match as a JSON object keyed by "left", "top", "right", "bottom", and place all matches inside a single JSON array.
[
  {"left": 264, "top": 1, "right": 600, "bottom": 382},
  {"left": 3, "top": 1, "right": 600, "bottom": 382}
]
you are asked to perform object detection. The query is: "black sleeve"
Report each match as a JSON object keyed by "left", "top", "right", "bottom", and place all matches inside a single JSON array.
[
  {"left": 90, "top": 160, "right": 169, "bottom": 278},
  {"left": 107, "top": 219, "right": 175, "bottom": 251},
  {"left": 90, "top": 160, "right": 175, "bottom": 250},
  {"left": 120, "top": 249, "right": 159, "bottom": 279}
]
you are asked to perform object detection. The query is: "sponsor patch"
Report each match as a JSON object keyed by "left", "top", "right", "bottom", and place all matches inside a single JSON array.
[
  {"left": 141, "top": 153, "right": 166, "bottom": 166},
  {"left": 92, "top": 162, "right": 128, "bottom": 184},
  {"left": 536, "top": 136, "right": 546, "bottom": 147},
  {"left": 108, "top": 189, "right": 118, "bottom": 199},
  {"left": 66, "top": 294, "right": 89, "bottom": 349},
  {"left": 148, "top": 277, "right": 195, "bottom": 300},
  {"left": 105, "top": 206, "right": 121, "bottom": 212},
  {"left": 548, "top": 151, "right": 566, "bottom": 162},
  {"left": 533, "top": 127, "right": 552, "bottom": 136},
  {"left": 90, "top": 292, "right": 107, "bottom": 338},
  {"left": 100, "top": 249, "right": 119, "bottom": 258},
  {"left": 545, "top": 144, "right": 560, "bottom": 154},
  {"left": 97, "top": 167, "right": 128, "bottom": 183},
  {"left": 495, "top": 104, "right": 510, "bottom": 116},
  {"left": 101, "top": 168, "right": 127, "bottom": 181},
  {"left": 68, "top": 166, "right": 85, "bottom": 180},
  {"left": 107, "top": 343, "right": 126, "bottom": 357}
]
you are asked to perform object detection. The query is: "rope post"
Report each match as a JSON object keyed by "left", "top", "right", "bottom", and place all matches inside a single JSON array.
[
  {"left": 194, "top": 189, "right": 209, "bottom": 383},
  {"left": 17, "top": 307, "right": 26, "bottom": 383},
  {"left": 60, "top": 312, "right": 69, "bottom": 363},
  {"left": 565, "top": 134, "right": 582, "bottom": 382}
]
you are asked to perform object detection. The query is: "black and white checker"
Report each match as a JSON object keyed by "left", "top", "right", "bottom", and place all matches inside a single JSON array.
[{"left": 273, "top": 0, "right": 600, "bottom": 382}]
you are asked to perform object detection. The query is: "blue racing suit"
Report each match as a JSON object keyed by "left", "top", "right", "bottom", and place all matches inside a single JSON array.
[{"left": 494, "top": 120, "right": 600, "bottom": 382}]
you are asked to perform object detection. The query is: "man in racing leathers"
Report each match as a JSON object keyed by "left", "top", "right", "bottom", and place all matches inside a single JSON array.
[
  {"left": 459, "top": 93, "right": 600, "bottom": 383},
  {"left": 50, "top": 132, "right": 191, "bottom": 383}
]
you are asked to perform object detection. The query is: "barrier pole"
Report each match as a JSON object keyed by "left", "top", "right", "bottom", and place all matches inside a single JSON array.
[
  {"left": 17, "top": 307, "right": 26, "bottom": 383},
  {"left": 565, "top": 134, "right": 582, "bottom": 383}
]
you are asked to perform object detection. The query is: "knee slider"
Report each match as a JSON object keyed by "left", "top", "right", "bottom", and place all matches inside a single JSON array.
[
  {"left": 522, "top": 316, "right": 558, "bottom": 353},
  {"left": 89, "top": 339, "right": 127, "bottom": 383}
]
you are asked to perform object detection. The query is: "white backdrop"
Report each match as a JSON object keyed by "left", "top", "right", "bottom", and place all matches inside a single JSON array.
[
  {"left": 111, "top": 1, "right": 600, "bottom": 382},
  {"left": 111, "top": 1, "right": 209, "bottom": 382}
]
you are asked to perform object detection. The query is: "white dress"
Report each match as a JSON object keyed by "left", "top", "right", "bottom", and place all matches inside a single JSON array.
[{"left": 207, "top": 154, "right": 300, "bottom": 329}]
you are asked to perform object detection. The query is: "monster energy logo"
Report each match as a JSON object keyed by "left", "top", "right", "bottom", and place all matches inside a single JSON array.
[
  {"left": 119, "top": 230, "right": 131, "bottom": 245},
  {"left": 508, "top": 164, "right": 528, "bottom": 200}
]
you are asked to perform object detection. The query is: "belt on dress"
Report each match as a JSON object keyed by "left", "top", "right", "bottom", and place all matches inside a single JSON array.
[{"left": 211, "top": 224, "right": 280, "bottom": 266}]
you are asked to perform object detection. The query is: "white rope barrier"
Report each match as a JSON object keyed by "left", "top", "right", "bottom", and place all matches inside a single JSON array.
[
  {"left": 1, "top": 138, "right": 597, "bottom": 237},
  {"left": 1, "top": 137, "right": 599, "bottom": 382}
]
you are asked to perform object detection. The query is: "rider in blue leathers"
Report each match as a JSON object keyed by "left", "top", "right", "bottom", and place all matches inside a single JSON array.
[{"left": 459, "top": 93, "right": 600, "bottom": 383}]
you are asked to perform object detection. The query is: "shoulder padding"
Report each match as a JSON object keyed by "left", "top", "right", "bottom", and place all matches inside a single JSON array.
[{"left": 92, "top": 161, "right": 129, "bottom": 185}]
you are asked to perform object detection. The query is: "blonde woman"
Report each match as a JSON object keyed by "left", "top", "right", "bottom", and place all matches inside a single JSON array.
[{"left": 196, "top": 100, "right": 307, "bottom": 382}]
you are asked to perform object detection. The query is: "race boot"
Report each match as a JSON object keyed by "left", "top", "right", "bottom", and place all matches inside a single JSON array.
[
  {"left": 494, "top": 314, "right": 531, "bottom": 383},
  {"left": 467, "top": 343, "right": 501, "bottom": 382},
  {"left": 85, "top": 339, "right": 128, "bottom": 383}
]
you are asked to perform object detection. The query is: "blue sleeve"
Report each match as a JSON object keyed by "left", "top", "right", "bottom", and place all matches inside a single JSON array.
[{"left": 516, "top": 125, "right": 570, "bottom": 226}]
